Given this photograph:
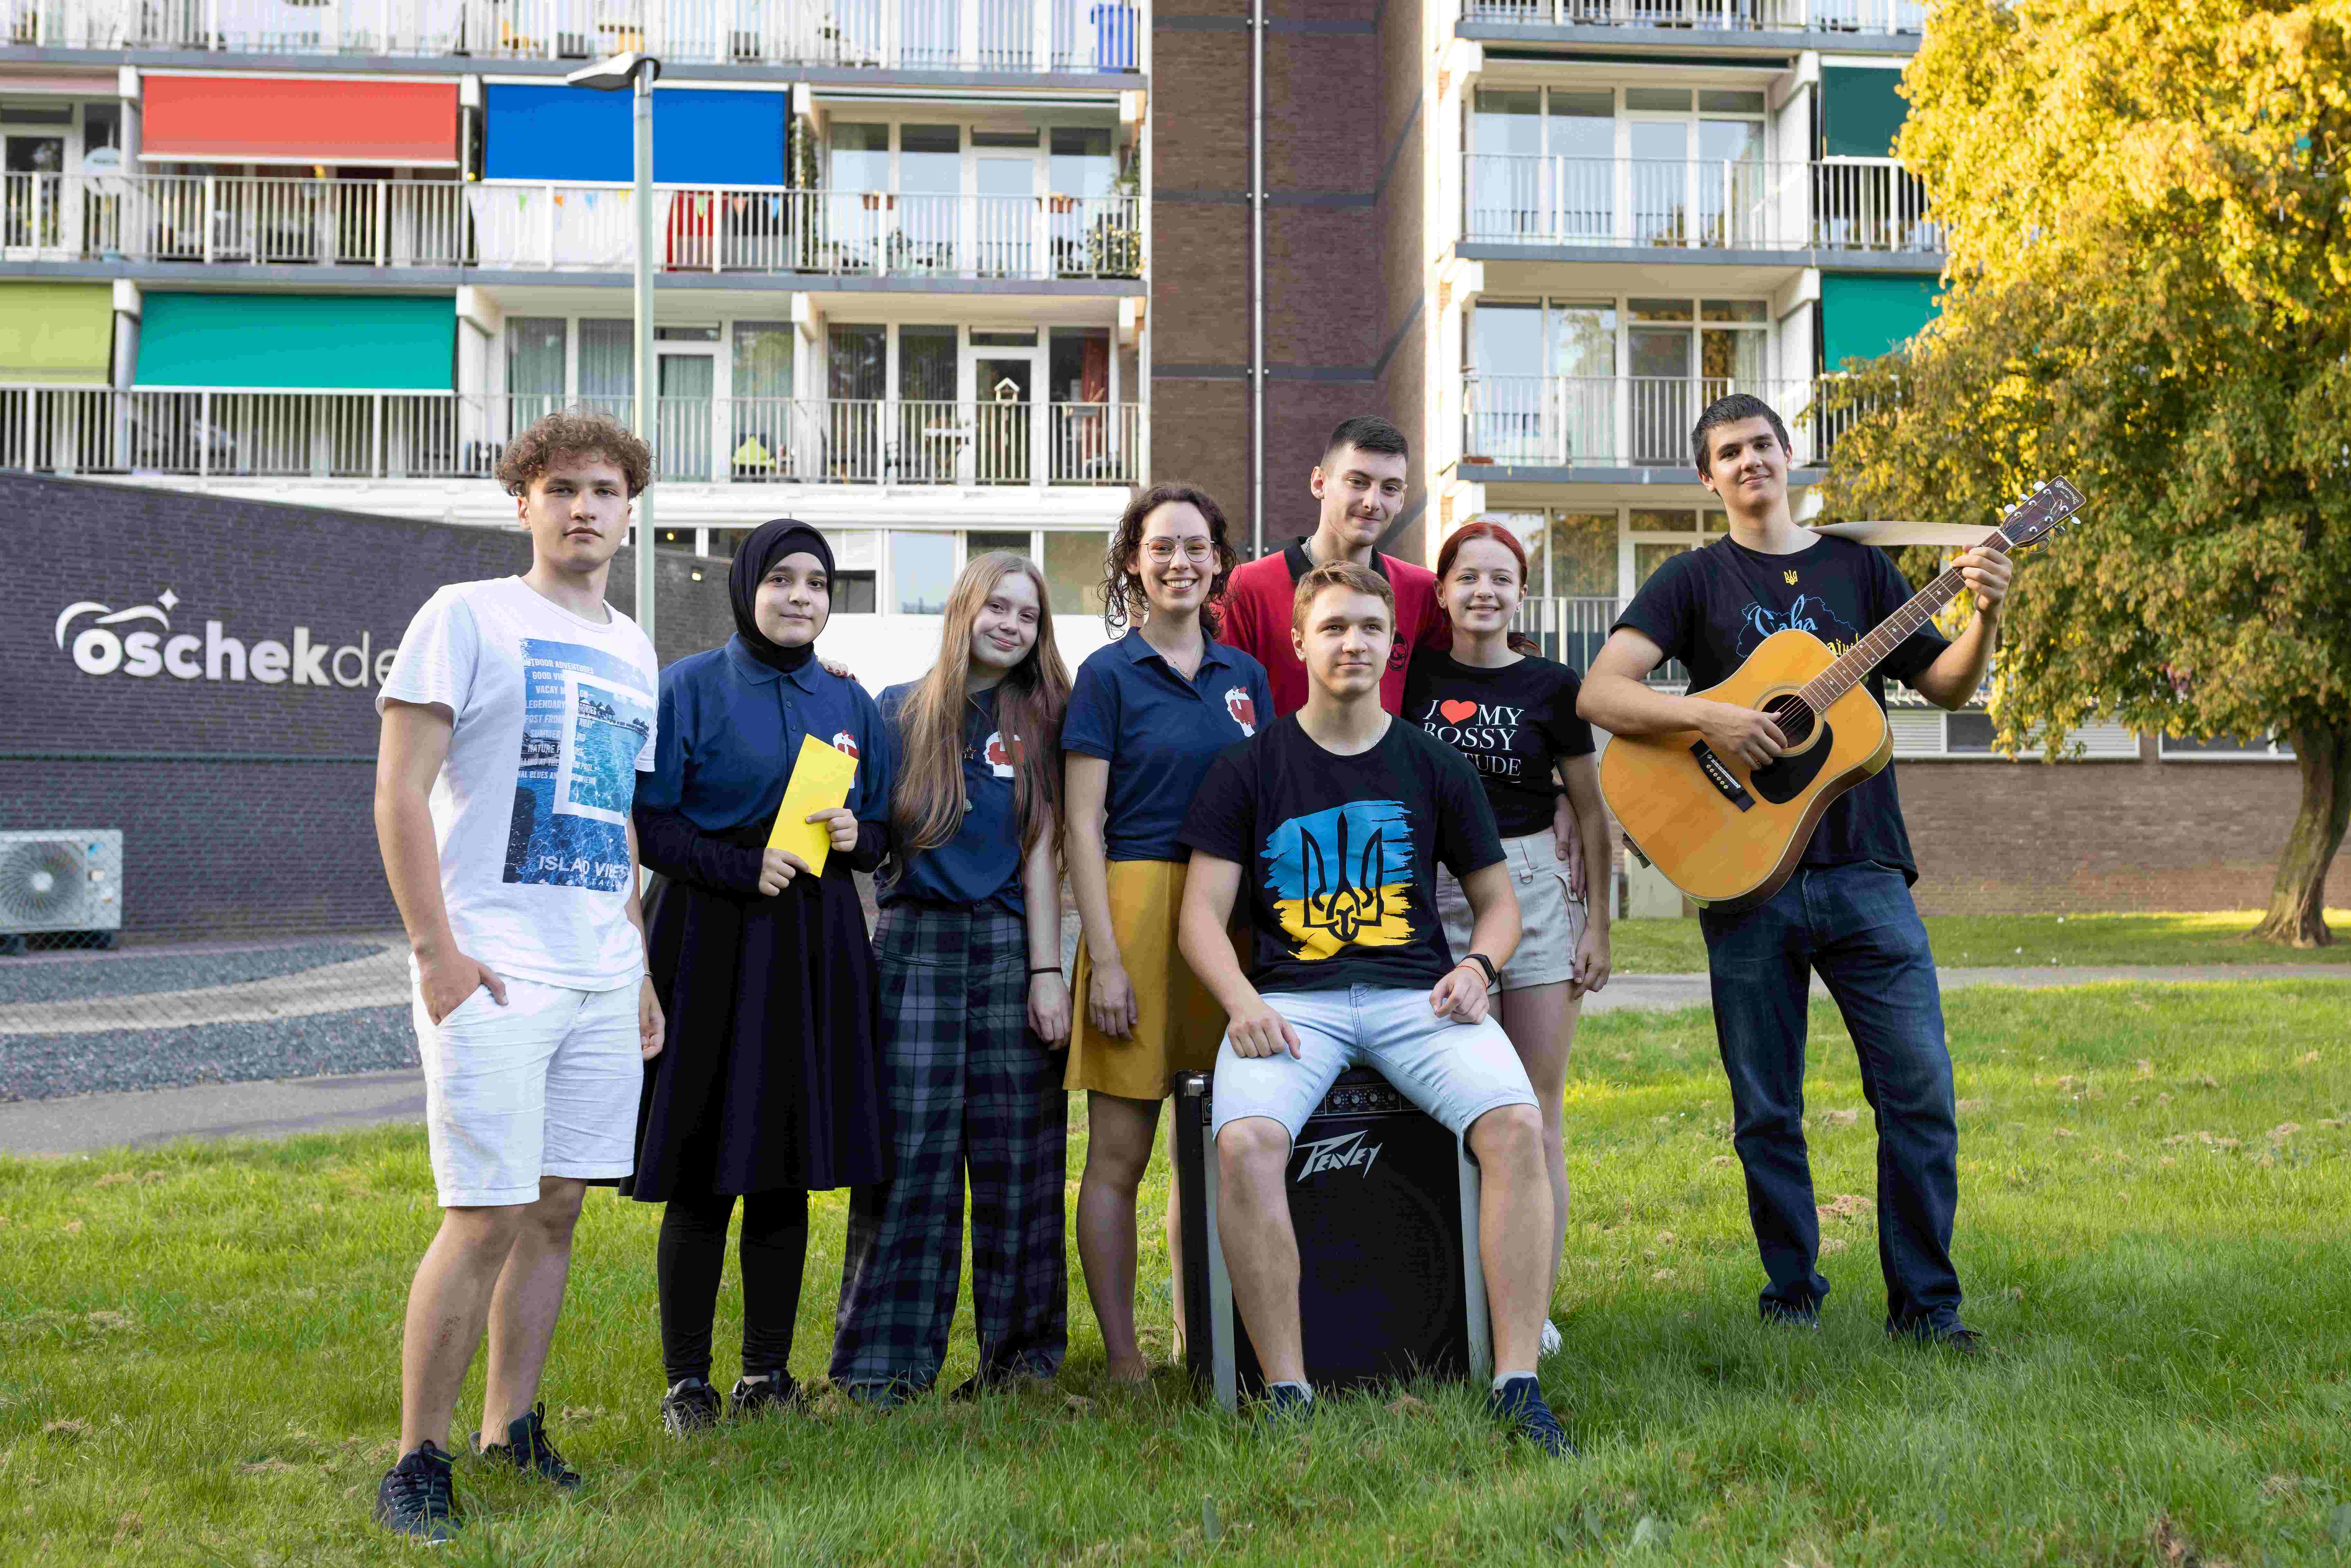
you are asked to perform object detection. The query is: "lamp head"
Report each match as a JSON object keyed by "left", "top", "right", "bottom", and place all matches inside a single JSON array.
[{"left": 565, "top": 51, "right": 660, "bottom": 90}]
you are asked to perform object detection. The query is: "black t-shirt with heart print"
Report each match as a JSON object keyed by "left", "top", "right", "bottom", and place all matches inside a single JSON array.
[{"left": 1402, "top": 651, "right": 1596, "bottom": 837}]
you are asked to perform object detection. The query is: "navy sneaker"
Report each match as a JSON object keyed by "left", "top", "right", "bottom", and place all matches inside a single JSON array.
[
  {"left": 660, "top": 1377, "right": 723, "bottom": 1436},
  {"left": 1761, "top": 1299, "right": 1822, "bottom": 1331},
  {"left": 374, "top": 1440, "right": 460, "bottom": 1543},
  {"left": 730, "top": 1372, "right": 804, "bottom": 1420},
  {"left": 474, "top": 1402, "right": 579, "bottom": 1488},
  {"left": 1257, "top": 1383, "right": 1315, "bottom": 1427},
  {"left": 1487, "top": 1375, "right": 1577, "bottom": 1457}
]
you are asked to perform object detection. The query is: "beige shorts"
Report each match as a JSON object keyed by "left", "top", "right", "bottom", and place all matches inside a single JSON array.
[{"left": 1437, "top": 829, "right": 1589, "bottom": 991}]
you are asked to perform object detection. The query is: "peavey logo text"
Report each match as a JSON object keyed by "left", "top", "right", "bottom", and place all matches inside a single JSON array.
[
  {"left": 1294, "top": 1128, "right": 1383, "bottom": 1181},
  {"left": 55, "top": 590, "right": 397, "bottom": 690}
]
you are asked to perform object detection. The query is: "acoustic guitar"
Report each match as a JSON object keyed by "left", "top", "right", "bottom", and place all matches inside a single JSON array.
[{"left": 1599, "top": 479, "right": 2086, "bottom": 911}]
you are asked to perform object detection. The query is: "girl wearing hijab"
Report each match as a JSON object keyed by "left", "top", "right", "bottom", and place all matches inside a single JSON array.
[
  {"left": 626, "top": 519, "right": 891, "bottom": 1434},
  {"left": 830, "top": 552, "right": 1072, "bottom": 1403}
]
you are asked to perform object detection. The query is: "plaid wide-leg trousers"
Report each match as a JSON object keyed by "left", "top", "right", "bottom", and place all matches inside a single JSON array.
[{"left": 830, "top": 901, "right": 1068, "bottom": 1393}]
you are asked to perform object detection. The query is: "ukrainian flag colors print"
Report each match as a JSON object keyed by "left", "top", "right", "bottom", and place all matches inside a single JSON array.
[{"left": 1263, "top": 799, "right": 1418, "bottom": 963}]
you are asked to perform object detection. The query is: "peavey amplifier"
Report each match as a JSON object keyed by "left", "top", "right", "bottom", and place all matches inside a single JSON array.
[{"left": 1175, "top": 1067, "right": 1491, "bottom": 1409}]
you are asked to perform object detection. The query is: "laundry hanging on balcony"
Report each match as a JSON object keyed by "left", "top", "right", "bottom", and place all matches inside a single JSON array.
[{"left": 464, "top": 185, "right": 667, "bottom": 271}]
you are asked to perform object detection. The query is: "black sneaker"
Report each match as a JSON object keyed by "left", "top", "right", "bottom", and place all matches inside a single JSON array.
[
  {"left": 1256, "top": 1382, "right": 1315, "bottom": 1427},
  {"left": 1487, "top": 1374, "right": 1577, "bottom": 1457},
  {"left": 729, "top": 1372, "right": 803, "bottom": 1420},
  {"left": 374, "top": 1440, "right": 460, "bottom": 1543},
  {"left": 1761, "top": 1299, "right": 1822, "bottom": 1331},
  {"left": 660, "top": 1377, "right": 723, "bottom": 1436},
  {"left": 474, "top": 1402, "right": 580, "bottom": 1489},
  {"left": 1892, "top": 1320, "right": 1984, "bottom": 1355}
]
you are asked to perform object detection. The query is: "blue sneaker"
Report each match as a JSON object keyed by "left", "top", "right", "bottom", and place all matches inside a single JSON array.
[
  {"left": 1257, "top": 1383, "right": 1315, "bottom": 1427},
  {"left": 1486, "top": 1375, "right": 1576, "bottom": 1457}
]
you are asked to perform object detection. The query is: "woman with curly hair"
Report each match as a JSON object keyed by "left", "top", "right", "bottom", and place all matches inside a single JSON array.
[
  {"left": 1061, "top": 484, "right": 1271, "bottom": 1381},
  {"left": 830, "top": 551, "right": 1074, "bottom": 1402}
]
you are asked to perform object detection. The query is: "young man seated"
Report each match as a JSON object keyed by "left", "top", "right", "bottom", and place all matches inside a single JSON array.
[{"left": 1175, "top": 560, "right": 1573, "bottom": 1454}]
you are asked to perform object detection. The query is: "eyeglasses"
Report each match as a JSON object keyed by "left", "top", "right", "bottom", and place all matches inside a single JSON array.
[{"left": 1143, "top": 540, "right": 1216, "bottom": 564}]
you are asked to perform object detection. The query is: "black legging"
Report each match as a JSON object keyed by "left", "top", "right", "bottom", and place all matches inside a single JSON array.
[{"left": 655, "top": 1189, "right": 811, "bottom": 1386}]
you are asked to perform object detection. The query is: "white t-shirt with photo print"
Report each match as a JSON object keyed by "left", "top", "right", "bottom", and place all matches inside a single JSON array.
[{"left": 378, "top": 576, "right": 659, "bottom": 990}]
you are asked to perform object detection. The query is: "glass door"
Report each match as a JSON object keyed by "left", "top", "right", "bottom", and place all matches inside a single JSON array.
[
  {"left": 657, "top": 349, "right": 717, "bottom": 483},
  {"left": 974, "top": 137, "right": 1041, "bottom": 277},
  {"left": 961, "top": 339, "right": 1041, "bottom": 484},
  {"left": 1627, "top": 299, "right": 1693, "bottom": 465}
]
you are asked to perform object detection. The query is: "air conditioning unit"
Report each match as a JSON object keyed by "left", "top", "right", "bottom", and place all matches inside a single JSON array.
[{"left": 0, "top": 829, "right": 123, "bottom": 953}]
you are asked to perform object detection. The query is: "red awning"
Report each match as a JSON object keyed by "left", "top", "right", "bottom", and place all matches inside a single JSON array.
[{"left": 140, "top": 76, "right": 458, "bottom": 165}]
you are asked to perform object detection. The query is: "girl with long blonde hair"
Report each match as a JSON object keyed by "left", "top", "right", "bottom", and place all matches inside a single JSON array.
[{"left": 830, "top": 551, "right": 1074, "bottom": 1401}]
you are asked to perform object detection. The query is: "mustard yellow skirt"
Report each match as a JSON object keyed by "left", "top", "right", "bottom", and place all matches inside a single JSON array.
[{"left": 1064, "top": 859, "right": 1233, "bottom": 1099}]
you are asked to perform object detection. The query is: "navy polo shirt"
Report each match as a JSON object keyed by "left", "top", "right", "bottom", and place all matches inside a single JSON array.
[
  {"left": 639, "top": 636, "right": 890, "bottom": 835},
  {"left": 1063, "top": 629, "right": 1275, "bottom": 862},
  {"left": 875, "top": 681, "right": 1025, "bottom": 913}
]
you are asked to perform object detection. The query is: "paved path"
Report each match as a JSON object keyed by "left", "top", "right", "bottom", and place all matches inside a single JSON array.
[{"left": 4, "top": 963, "right": 2340, "bottom": 1159}]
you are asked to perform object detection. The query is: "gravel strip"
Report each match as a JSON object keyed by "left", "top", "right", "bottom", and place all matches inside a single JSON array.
[
  {"left": 0, "top": 942, "right": 389, "bottom": 1006},
  {"left": 0, "top": 1004, "right": 416, "bottom": 1102}
]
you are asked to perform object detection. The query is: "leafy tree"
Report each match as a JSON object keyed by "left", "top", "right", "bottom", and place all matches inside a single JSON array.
[{"left": 1818, "top": 0, "right": 2351, "bottom": 945}]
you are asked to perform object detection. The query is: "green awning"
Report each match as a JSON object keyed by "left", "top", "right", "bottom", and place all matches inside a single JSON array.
[
  {"left": 0, "top": 282, "right": 115, "bottom": 384},
  {"left": 1823, "top": 67, "right": 1908, "bottom": 159},
  {"left": 135, "top": 292, "right": 454, "bottom": 390},
  {"left": 1821, "top": 273, "right": 1940, "bottom": 367}
]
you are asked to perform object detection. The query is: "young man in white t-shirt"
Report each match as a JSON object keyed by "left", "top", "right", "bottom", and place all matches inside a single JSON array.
[{"left": 370, "top": 409, "right": 666, "bottom": 1542}]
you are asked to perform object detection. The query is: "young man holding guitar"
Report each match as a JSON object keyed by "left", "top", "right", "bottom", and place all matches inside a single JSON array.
[{"left": 1578, "top": 393, "right": 2011, "bottom": 1348}]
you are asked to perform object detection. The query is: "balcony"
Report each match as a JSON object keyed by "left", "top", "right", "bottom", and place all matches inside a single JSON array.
[
  {"left": 1512, "top": 595, "right": 1686, "bottom": 683},
  {"left": 0, "top": 386, "right": 1143, "bottom": 487},
  {"left": 0, "top": 173, "right": 1143, "bottom": 280},
  {"left": 1461, "top": 154, "right": 1943, "bottom": 254},
  {"left": 1459, "top": 0, "right": 1922, "bottom": 33},
  {"left": 0, "top": 0, "right": 1143, "bottom": 68},
  {"left": 1461, "top": 374, "right": 1872, "bottom": 470}
]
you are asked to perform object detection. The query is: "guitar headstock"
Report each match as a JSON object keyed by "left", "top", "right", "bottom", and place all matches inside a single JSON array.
[{"left": 1994, "top": 478, "right": 2087, "bottom": 551}]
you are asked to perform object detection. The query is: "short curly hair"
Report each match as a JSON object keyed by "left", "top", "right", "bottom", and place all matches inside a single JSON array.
[
  {"left": 496, "top": 408, "right": 654, "bottom": 498},
  {"left": 1099, "top": 482, "right": 1238, "bottom": 636}
]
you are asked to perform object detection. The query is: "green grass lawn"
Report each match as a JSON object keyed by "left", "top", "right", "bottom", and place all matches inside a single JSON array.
[
  {"left": 1609, "top": 908, "right": 2351, "bottom": 974},
  {"left": 4, "top": 979, "right": 2350, "bottom": 1564}
]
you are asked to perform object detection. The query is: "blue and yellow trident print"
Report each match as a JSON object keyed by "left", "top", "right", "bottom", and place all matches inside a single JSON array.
[{"left": 1262, "top": 800, "right": 1417, "bottom": 961}]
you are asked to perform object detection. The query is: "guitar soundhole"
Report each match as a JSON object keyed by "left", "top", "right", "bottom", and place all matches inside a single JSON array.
[{"left": 1763, "top": 694, "right": 1817, "bottom": 748}]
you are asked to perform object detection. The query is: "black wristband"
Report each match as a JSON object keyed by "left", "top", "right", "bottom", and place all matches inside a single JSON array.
[
  {"left": 1028, "top": 965, "right": 1062, "bottom": 977},
  {"left": 1461, "top": 952, "right": 1500, "bottom": 988}
]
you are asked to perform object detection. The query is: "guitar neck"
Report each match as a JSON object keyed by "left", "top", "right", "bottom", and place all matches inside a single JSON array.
[{"left": 1795, "top": 557, "right": 1975, "bottom": 712}]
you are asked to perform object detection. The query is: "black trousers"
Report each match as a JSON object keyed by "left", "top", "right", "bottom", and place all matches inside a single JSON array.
[{"left": 656, "top": 1189, "right": 811, "bottom": 1386}]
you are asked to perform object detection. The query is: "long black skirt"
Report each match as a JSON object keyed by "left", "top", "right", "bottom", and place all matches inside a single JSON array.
[{"left": 622, "top": 858, "right": 888, "bottom": 1201}]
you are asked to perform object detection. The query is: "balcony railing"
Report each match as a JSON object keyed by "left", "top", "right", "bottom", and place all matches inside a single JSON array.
[
  {"left": 0, "top": 173, "right": 1143, "bottom": 279},
  {"left": 1462, "top": 375, "right": 1862, "bottom": 469},
  {"left": 0, "top": 0, "right": 1143, "bottom": 68},
  {"left": 0, "top": 386, "right": 1143, "bottom": 487},
  {"left": 1459, "top": 0, "right": 1924, "bottom": 33},
  {"left": 1461, "top": 154, "right": 1944, "bottom": 253},
  {"left": 1511, "top": 595, "right": 1686, "bottom": 683}
]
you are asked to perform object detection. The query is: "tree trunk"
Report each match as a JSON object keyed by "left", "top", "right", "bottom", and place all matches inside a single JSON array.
[{"left": 2251, "top": 721, "right": 2351, "bottom": 947}]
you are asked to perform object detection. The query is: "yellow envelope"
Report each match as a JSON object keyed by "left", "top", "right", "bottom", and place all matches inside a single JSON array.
[{"left": 766, "top": 734, "right": 859, "bottom": 877}]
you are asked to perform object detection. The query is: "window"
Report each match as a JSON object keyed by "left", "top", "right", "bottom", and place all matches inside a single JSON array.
[
  {"left": 2159, "top": 733, "right": 2294, "bottom": 759},
  {"left": 1466, "top": 84, "right": 1768, "bottom": 247},
  {"left": 656, "top": 325, "right": 719, "bottom": 342},
  {"left": 1050, "top": 126, "right": 1113, "bottom": 197},
  {"left": 900, "top": 123, "right": 959, "bottom": 195},
  {"left": 832, "top": 572, "right": 878, "bottom": 614},
  {"left": 578, "top": 318, "right": 633, "bottom": 403},
  {"left": 1044, "top": 529, "right": 1111, "bottom": 620},
  {"left": 969, "top": 529, "right": 1032, "bottom": 560},
  {"left": 891, "top": 531, "right": 956, "bottom": 614},
  {"left": 1890, "top": 703, "right": 2143, "bottom": 759},
  {"left": 828, "top": 324, "right": 885, "bottom": 401},
  {"left": 829, "top": 123, "right": 888, "bottom": 189},
  {"left": 506, "top": 317, "right": 565, "bottom": 417},
  {"left": 731, "top": 321, "right": 792, "bottom": 402}
]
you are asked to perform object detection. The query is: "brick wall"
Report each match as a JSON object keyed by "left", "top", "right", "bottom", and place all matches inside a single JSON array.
[
  {"left": 0, "top": 473, "right": 734, "bottom": 938},
  {"left": 1894, "top": 745, "right": 2350, "bottom": 916},
  {"left": 1151, "top": 0, "right": 1422, "bottom": 553}
]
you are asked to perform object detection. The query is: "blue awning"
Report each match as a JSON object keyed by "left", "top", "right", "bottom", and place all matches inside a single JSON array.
[{"left": 483, "top": 85, "right": 787, "bottom": 186}]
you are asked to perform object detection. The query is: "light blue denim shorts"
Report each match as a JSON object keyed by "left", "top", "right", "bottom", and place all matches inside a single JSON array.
[{"left": 1209, "top": 985, "right": 1536, "bottom": 1143}]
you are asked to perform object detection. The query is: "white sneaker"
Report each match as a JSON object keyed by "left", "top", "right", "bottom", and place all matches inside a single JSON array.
[{"left": 1539, "top": 1318, "right": 1563, "bottom": 1358}]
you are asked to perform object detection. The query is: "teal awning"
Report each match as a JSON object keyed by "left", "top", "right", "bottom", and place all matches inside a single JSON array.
[
  {"left": 1823, "top": 67, "right": 1908, "bottom": 159},
  {"left": 134, "top": 292, "right": 454, "bottom": 390},
  {"left": 1821, "top": 273, "right": 1939, "bottom": 367}
]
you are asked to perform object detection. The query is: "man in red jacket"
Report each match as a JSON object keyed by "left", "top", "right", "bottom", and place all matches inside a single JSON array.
[
  {"left": 1221, "top": 414, "right": 1588, "bottom": 900},
  {"left": 1220, "top": 415, "right": 1450, "bottom": 719}
]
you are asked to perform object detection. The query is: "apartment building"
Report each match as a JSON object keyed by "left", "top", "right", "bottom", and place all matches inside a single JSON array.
[{"left": 0, "top": 0, "right": 1148, "bottom": 673}]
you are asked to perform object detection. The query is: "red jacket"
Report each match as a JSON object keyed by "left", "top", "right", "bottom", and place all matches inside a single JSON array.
[{"left": 1219, "top": 542, "right": 1451, "bottom": 718}]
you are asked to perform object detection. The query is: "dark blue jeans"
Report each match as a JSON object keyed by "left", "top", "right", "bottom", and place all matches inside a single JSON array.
[{"left": 1700, "top": 860, "right": 1962, "bottom": 1331}]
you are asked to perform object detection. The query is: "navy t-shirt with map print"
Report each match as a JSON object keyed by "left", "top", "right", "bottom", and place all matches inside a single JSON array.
[
  {"left": 1177, "top": 714, "right": 1505, "bottom": 995},
  {"left": 1612, "top": 533, "right": 1949, "bottom": 881}
]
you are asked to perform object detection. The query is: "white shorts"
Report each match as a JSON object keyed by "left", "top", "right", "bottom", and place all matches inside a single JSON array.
[
  {"left": 1437, "top": 829, "right": 1588, "bottom": 991},
  {"left": 412, "top": 975, "right": 642, "bottom": 1208}
]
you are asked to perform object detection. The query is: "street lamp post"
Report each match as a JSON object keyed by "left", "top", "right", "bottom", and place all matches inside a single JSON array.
[{"left": 567, "top": 50, "right": 663, "bottom": 641}]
